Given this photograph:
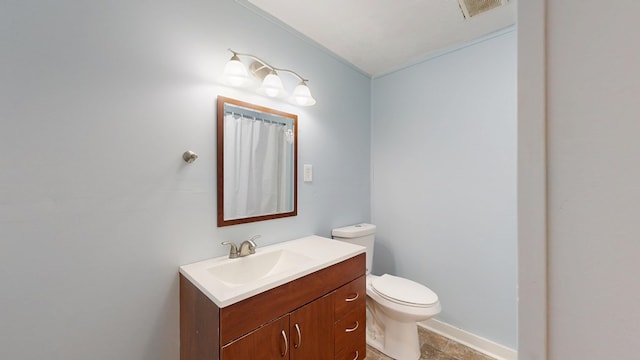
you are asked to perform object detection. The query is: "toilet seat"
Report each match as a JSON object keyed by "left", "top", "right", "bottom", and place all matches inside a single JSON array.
[{"left": 371, "top": 274, "right": 439, "bottom": 308}]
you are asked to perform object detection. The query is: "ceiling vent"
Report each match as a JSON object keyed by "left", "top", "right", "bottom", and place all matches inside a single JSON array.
[{"left": 458, "top": 0, "right": 508, "bottom": 18}]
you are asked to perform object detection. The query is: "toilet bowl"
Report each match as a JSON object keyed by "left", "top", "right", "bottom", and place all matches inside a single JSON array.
[
  {"left": 332, "top": 223, "right": 442, "bottom": 360},
  {"left": 366, "top": 274, "right": 441, "bottom": 359}
]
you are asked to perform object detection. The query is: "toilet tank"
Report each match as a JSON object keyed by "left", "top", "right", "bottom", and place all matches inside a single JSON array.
[{"left": 332, "top": 223, "right": 376, "bottom": 275}]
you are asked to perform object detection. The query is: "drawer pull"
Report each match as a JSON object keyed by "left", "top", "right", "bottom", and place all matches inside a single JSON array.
[
  {"left": 345, "top": 292, "right": 359, "bottom": 302},
  {"left": 294, "top": 323, "right": 302, "bottom": 349},
  {"left": 345, "top": 321, "right": 359, "bottom": 333},
  {"left": 352, "top": 350, "right": 359, "bottom": 360},
  {"left": 280, "top": 330, "right": 288, "bottom": 357}
]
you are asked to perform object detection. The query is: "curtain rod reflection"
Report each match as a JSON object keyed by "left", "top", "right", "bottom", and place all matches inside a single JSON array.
[{"left": 224, "top": 110, "right": 288, "bottom": 127}]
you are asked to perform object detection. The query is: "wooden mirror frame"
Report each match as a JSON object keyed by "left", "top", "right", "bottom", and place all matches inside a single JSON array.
[{"left": 217, "top": 96, "right": 298, "bottom": 227}]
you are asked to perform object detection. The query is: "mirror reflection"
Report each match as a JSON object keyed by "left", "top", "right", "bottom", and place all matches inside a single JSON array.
[{"left": 217, "top": 97, "right": 297, "bottom": 227}]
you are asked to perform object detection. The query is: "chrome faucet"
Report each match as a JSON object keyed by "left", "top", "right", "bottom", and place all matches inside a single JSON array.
[
  {"left": 239, "top": 235, "right": 260, "bottom": 256},
  {"left": 221, "top": 235, "right": 260, "bottom": 259}
]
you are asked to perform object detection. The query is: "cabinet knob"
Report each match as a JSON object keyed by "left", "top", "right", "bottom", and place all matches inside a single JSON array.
[{"left": 352, "top": 350, "right": 359, "bottom": 360}]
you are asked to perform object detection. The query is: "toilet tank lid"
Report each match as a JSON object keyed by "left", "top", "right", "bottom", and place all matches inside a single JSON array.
[{"left": 332, "top": 223, "right": 376, "bottom": 238}]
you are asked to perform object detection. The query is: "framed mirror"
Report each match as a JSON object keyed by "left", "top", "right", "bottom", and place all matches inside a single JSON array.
[{"left": 217, "top": 96, "right": 298, "bottom": 227}]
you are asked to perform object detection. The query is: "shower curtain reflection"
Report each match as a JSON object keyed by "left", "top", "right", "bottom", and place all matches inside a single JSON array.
[{"left": 223, "top": 113, "right": 291, "bottom": 220}]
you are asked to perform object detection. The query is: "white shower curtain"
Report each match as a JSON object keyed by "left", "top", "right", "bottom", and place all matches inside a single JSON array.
[{"left": 223, "top": 113, "right": 290, "bottom": 220}]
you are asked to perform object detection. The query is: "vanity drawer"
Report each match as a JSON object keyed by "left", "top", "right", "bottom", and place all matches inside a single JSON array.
[
  {"left": 334, "top": 307, "right": 366, "bottom": 358},
  {"left": 334, "top": 275, "right": 365, "bottom": 320}
]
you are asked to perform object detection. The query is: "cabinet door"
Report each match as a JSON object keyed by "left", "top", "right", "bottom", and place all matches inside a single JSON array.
[
  {"left": 221, "top": 315, "right": 290, "bottom": 360},
  {"left": 289, "top": 294, "right": 334, "bottom": 360}
]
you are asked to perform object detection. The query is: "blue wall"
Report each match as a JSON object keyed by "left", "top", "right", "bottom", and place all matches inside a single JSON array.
[
  {"left": 371, "top": 30, "right": 517, "bottom": 348},
  {"left": 0, "top": 1, "right": 370, "bottom": 359}
]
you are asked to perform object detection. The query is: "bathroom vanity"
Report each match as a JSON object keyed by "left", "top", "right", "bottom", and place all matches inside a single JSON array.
[{"left": 179, "top": 236, "right": 366, "bottom": 360}]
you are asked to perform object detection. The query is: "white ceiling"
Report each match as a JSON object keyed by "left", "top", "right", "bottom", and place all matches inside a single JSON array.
[{"left": 242, "top": 0, "right": 516, "bottom": 76}]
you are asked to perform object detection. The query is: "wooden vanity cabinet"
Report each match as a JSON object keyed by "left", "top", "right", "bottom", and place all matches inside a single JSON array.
[{"left": 180, "top": 253, "right": 366, "bottom": 360}]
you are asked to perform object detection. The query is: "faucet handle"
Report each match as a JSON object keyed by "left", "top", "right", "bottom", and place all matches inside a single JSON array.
[
  {"left": 247, "top": 235, "right": 261, "bottom": 254},
  {"left": 221, "top": 241, "right": 239, "bottom": 258}
]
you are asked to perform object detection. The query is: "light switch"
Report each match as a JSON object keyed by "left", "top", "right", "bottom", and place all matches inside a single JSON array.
[{"left": 303, "top": 164, "right": 313, "bottom": 182}]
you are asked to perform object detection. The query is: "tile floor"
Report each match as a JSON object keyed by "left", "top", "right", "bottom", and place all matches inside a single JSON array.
[{"left": 365, "top": 326, "right": 497, "bottom": 360}]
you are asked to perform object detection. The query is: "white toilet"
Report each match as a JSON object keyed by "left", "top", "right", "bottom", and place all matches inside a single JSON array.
[{"left": 332, "top": 223, "right": 441, "bottom": 360}]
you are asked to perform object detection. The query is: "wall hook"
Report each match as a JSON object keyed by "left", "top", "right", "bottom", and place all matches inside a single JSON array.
[{"left": 182, "top": 150, "right": 198, "bottom": 163}]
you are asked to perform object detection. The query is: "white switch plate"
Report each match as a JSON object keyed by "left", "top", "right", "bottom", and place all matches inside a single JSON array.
[{"left": 303, "top": 164, "right": 312, "bottom": 182}]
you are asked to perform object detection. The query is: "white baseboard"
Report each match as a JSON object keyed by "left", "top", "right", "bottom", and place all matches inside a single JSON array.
[{"left": 419, "top": 319, "right": 517, "bottom": 360}]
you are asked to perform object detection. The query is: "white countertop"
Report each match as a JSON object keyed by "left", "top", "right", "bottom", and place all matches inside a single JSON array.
[{"left": 179, "top": 235, "right": 365, "bottom": 308}]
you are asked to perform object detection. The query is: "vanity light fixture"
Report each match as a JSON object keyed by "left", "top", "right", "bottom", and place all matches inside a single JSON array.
[{"left": 222, "top": 49, "right": 317, "bottom": 106}]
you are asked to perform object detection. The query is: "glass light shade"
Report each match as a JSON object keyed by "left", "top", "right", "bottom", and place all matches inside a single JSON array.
[
  {"left": 291, "top": 82, "right": 316, "bottom": 106},
  {"left": 261, "top": 73, "right": 283, "bottom": 97},
  {"left": 223, "top": 58, "right": 251, "bottom": 87}
]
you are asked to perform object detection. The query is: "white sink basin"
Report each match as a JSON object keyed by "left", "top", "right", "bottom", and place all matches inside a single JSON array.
[
  {"left": 206, "top": 249, "right": 313, "bottom": 286},
  {"left": 180, "top": 235, "right": 365, "bottom": 307}
]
